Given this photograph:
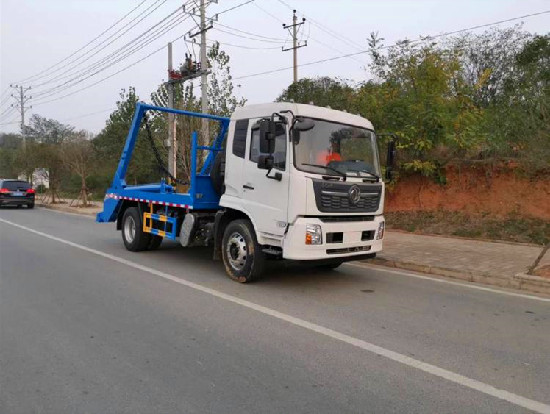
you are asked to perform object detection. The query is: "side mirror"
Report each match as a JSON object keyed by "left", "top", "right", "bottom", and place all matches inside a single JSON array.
[
  {"left": 259, "top": 119, "right": 276, "bottom": 154},
  {"left": 294, "top": 117, "right": 315, "bottom": 131},
  {"left": 385, "top": 139, "right": 397, "bottom": 181},
  {"left": 257, "top": 154, "right": 274, "bottom": 170}
]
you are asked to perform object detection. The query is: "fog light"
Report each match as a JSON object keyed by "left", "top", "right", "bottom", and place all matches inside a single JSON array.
[
  {"left": 305, "top": 224, "right": 322, "bottom": 245},
  {"left": 376, "top": 221, "right": 385, "bottom": 240}
]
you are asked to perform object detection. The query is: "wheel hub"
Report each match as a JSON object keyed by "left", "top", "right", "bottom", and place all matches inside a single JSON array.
[
  {"left": 226, "top": 232, "right": 247, "bottom": 271},
  {"left": 124, "top": 215, "right": 136, "bottom": 243}
]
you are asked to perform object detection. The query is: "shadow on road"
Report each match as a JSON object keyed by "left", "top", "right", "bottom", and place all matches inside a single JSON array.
[{"left": 147, "top": 241, "right": 376, "bottom": 291}]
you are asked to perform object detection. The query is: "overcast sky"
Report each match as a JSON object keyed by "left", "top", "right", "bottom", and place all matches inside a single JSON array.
[{"left": 0, "top": 0, "right": 548, "bottom": 134}]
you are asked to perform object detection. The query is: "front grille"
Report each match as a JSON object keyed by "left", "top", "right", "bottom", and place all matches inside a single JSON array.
[
  {"left": 317, "top": 215, "right": 375, "bottom": 223},
  {"left": 313, "top": 179, "right": 382, "bottom": 213},
  {"left": 320, "top": 193, "right": 380, "bottom": 212},
  {"left": 327, "top": 245, "right": 371, "bottom": 255}
]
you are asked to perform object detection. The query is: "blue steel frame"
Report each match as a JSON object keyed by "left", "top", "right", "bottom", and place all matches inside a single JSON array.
[{"left": 97, "top": 102, "right": 230, "bottom": 223}]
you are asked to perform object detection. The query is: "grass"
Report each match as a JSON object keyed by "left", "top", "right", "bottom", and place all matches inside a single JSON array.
[{"left": 386, "top": 211, "right": 550, "bottom": 245}]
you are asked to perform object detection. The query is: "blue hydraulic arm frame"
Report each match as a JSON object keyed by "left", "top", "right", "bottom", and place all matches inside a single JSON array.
[{"left": 96, "top": 102, "right": 230, "bottom": 223}]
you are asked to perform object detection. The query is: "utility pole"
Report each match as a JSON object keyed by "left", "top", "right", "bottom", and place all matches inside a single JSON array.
[
  {"left": 167, "top": 42, "right": 177, "bottom": 178},
  {"left": 165, "top": 3, "right": 203, "bottom": 180},
  {"left": 282, "top": 10, "right": 307, "bottom": 84},
  {"left": 199, "top": 0, "right": 209, "bottom": 147},
  {"left": 188, "top": 0, "right": 213, "bottom": 147},
  {"left": 10, "top": 84, "right": 32, "bottom": 148}
]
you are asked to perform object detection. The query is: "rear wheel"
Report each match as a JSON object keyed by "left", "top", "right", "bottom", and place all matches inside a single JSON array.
[
  {"left": 222, "top": 219, "right": 265, "bottom": 283},
  {"left": 121, "top": 207, "right": 151, "bottom": 251},
  {"left": 27, "top": 203, "right": 35, "bottom": 209}
]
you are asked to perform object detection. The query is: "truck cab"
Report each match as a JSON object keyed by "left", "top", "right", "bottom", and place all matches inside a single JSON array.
[{"left": 219, "top": 103, "right": 385, "bottom": 273}]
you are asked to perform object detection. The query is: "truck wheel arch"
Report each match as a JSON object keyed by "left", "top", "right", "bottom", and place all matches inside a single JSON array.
[
  {"left": 213, "top": 208, "right": 258, "bottom": 261},
  {"left": 116, "top": 200, "right": 139, "bottom": 230}
]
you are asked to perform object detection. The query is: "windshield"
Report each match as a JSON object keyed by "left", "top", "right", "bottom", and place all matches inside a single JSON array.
[{"left": 293, "top": 118, "right": 380, "bottom": 178}]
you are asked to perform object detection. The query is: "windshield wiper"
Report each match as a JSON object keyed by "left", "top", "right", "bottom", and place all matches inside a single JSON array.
[
  {"left": 301, "top": 163, "right": 347, "bottom": 181},
  {"left": 357, "top": 170, "right": 380, "bottom": 181}
]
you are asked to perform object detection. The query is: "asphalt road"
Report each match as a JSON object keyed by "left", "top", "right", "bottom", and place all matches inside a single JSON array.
[{"left": 1, "top": 207, "right": 549, "bottom": 414}]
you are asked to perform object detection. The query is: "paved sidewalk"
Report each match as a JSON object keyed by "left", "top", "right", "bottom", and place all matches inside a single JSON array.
[{"left": 372, "top": 231, "right": 550, "bottom": 294}]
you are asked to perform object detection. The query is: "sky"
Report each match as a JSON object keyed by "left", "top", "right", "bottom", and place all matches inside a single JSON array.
[{"left": 0, "top": 0, "right": 548, "bottom": 134}]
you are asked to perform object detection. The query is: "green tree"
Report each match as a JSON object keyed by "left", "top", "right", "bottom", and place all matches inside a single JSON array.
[
  {"left": 93, "top": 87, "right": 163, "bottom": 187},
  {"left": 277, "top": 77, "right": 355, "bottom": 111},
  {"left": 364, "top": 34, "right": 484, "bottom": 177}
]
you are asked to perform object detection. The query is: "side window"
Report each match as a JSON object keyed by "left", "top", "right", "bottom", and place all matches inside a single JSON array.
[
  {"left": 232, "top": 119, "right": 249, "bottom": 158},
  {"left": 249, "top": 123, "right": 287, "bottom": 170}
]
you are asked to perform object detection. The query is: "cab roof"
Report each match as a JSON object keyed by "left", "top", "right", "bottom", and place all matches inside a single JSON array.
[{"left": 231, "top": 102, "right": 374, "bottom": 130}]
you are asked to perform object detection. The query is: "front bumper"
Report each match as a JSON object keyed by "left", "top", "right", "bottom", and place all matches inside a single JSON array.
[{"left": 282, "top": 215, "right": 384, "bottom": 260}]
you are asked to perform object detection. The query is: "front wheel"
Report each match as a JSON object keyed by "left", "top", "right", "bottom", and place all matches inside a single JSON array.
[
  {"left": 121, "top": 207, "right": 151, "bottom": 251},
  {"left": 222, "top": 219, "right": 265, "bottom": 283}
]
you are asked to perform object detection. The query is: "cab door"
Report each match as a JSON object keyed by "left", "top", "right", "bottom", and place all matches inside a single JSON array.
[{"left": 241, "top": 118, "right": 289, "bottom": 237}]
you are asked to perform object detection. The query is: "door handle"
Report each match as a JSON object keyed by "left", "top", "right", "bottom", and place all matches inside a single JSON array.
[{"left": 243, "top": 184, "right": 254, "bottom": 190}]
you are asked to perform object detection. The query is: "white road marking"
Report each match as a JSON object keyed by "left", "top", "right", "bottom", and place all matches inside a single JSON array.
[
  {"left": 345, "top": 263, "right": 550, "bottom": 302},
  {"left": 1, "top": 216, "right": 549, "bottom": 414}
]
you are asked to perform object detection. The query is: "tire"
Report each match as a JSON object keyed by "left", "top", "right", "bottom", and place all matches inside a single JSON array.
[
  {"left": 222, "top": 219, "right": 265, "bottom": 283},
  {"left": 147, "top": 235, "right": 163, "bottom": 250},
  {"left": 121, "top": 207, "right": 151, "bottom": 252},
  {"left": 210, "top": 150, "right": 226, "bottom": 196},
  {"left": 27, "top": 203, "right": 35, "bottom": 209}
]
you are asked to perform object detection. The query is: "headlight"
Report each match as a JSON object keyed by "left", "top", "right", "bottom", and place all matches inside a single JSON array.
[
  {"left": 305, "top": 224, "right": 323, "bottom": 245},
  {"left": 375, "top": 221, "right": 385, "bottom": 240}
]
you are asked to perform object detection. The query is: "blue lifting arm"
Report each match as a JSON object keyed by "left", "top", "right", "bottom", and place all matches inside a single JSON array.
[{"left": 96, "top": 102, "right": 231, "bottom": 223}]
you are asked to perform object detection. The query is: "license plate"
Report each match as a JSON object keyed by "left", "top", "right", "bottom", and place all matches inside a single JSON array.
[{"left": 13, "top": 192, "right": 24, "bottom": 196}]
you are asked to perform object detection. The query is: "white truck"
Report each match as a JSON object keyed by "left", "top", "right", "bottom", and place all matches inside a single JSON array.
[{"left": 97, "top": 102, "right": 396, "bottom": 283}]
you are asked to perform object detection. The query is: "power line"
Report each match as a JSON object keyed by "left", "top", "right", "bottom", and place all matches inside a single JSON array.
[
  {"left": 17, "top": 0, "right": 153, "bottom": 85},
  {"left": 231, "top": 9, "right": 550, "bottom": 80},
  {"left": 30, "top": 0, "right": 172, "bottom": 88},
  {"left": 215, "top": 22, "right": 287, "bottom": 42},
  {"left": 275, "top": 0, "right": 365, "bottom": 52},
  {"left": 253, "top": 2, "right": 284, "bottom": 24},
  {"left": 185, "top": 39, "right": 280, "bottom": 50},
  {"left": 214, "top": 0, "right": 255, "bottom": 16},
  {"left": 213, "top": 27, "right": 287, "bottom": 44},
  {"left": 253, "top": 2, "right": 366, "bottom": 65},
  {"left": 32, "top": 10, "right": 191, "bottom": 100},
  {"left": 0, "top": 117, "right": 22, "bottom": 126},
  {"left": 32, "top": 35, "right": 185, "bottom": 107},
  {"left": 60, "top": 108, "right": 116, "bottom": 123}
]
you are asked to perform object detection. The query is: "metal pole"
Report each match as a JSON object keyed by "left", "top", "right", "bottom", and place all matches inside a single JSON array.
[
  {"left": 292, "top": 10, "right": 297, "bottom": 84},
  {"left": 282, "top": 11, "right": 306, "bottom": 84},
  {"left": 200, "top": 0, "right": 209, "bottom": 147},
  {"left": 19, "top": 86, "right": 26, "bottom": 149},
  {"left": 167, "top": 42, "right": 177, "bottom": 178}
]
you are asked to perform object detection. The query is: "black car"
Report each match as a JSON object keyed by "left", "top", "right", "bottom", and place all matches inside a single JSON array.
[{"left": 0, "top": 179, "right": 35, "bottom": 208}]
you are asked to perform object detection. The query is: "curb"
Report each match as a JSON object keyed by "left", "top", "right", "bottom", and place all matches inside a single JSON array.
[
  {"left": 366, "top": 257, "right": 550, "bottom": 295},
  {"left": 38, "top": 203, "right": 99, "bottom": 218},
  {"left": 514, "top": 273, "right": 550, "bottom": 295}
]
